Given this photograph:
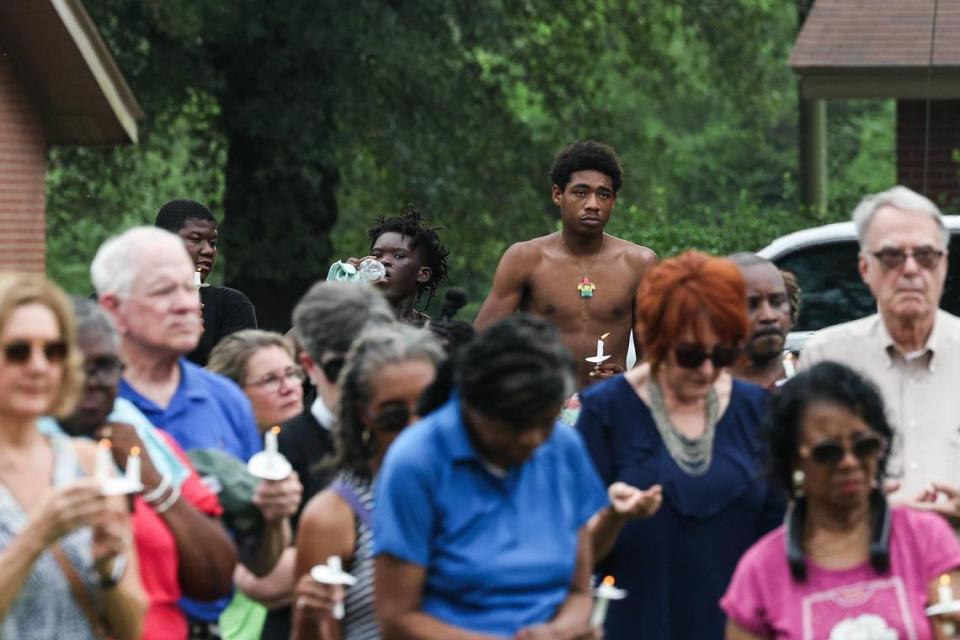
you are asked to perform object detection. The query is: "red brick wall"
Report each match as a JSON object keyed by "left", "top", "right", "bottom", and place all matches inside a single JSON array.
[
  {"left": 897, "top": 99, "right": 960, "bottom": 208},
  {"left": 0, "top": 55, "right": 46, "bottom": 273}
]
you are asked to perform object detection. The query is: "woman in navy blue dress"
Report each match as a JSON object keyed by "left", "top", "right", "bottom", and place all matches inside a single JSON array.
[{"left": 577, "top": 251, "right": 783, "bottom": 640}]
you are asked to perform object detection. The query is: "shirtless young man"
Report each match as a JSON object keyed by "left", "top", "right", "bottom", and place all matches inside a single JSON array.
[{"left": 474, "top": 140, "right": 657, "bottom": 389}]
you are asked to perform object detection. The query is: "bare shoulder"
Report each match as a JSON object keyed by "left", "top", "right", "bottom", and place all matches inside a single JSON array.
[
  {"left": 500, "top": 236, "right": 549, "bottom": 267},
  {"left": 298, "top": 489, "right": 354, "bottom": 542},
  {"left": 617, "top": 238, "right": 657, "bottom": 268}
]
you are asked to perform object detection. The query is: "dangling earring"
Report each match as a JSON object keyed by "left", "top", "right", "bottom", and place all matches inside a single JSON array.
[
  {"left": 792, "top": 469, "right": 806, "bottom": 499},
  {"left": 361, "top": 428, "right": 373, "bottom": 451}
]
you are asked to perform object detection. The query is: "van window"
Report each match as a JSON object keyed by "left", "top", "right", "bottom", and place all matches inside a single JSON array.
[{"left": 774, "top": 237, "right": 960, "bottom": 332}]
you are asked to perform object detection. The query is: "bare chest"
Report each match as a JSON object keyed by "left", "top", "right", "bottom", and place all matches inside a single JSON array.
[{"left": 522, "top": 260, "right": 636, "bottom": 324}]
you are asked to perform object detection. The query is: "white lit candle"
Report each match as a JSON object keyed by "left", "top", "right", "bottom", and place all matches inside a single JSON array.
[
  {"left": 940, "top": 574, "right": 957, "bottom": 636},
  {"left": 126, "top": 446, "right": 141, "bottom": 485},
  {"left": 940, "top": 574, "right": 953, "bottom": 604},
  {"left": 193, "top": 269, "right": 202, "bottom": 288},
  {"left": 266, "top": 426, "right": 280, "bottom": 468},
  {"left": 591, "top": 575, "right": 627, "bottom": 627},
  {"left": 95, "top": 439, "right": 112, "bottom": 480},
  {"left": 310, "top": 555, "right": 358, "bottom": 620}
]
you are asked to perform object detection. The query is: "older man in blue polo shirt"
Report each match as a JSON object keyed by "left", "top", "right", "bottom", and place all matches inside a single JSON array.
[
  {"left": 93, "top": 226, "right": 302, "bottom": 637},
  {"left": 374, "top": 316, "right": 609, "bottom": 639}
]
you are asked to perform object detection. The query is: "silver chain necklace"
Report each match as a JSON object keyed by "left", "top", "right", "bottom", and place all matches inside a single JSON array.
[{"left": 648, "top": 377, "right": 719, "bottom": 476}]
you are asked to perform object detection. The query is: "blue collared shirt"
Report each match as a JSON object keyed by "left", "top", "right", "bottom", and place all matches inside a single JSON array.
[
  {"left": 374, "top": 394, "right": 608, "bottom": 637},
  {"left": 119, "top": 358, "right": 262, "bottom": 622},
  {"left": 119, "top": 358, "right": 262, "bottom": 462}
]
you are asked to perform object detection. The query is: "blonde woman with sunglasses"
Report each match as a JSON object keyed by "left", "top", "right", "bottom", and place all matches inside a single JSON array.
[
  {"left": 723, "top": 361, "right": 960, "bottom": 639},
  {"left": 0, "top": 273, "right": 146, "bottom": 639}
]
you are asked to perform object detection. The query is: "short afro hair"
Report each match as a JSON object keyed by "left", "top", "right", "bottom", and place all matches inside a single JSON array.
[
  {"left": 155, "top": 199, "right": 217, "bottom": 234},
  {"left": 550, "top": 140, "right": 624, "bottom": 194},
  {"left": 368, "top": 204, "right": 449, "bottom": 307}
]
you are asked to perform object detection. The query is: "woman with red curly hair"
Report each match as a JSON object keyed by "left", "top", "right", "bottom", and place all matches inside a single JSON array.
[{"left": 576, "top": 250, "right": 784, "bottom": 640}]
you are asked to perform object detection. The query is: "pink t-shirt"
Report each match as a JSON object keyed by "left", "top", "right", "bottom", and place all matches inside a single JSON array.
[{"left": 721, "top": 507, "right": 960, "bottom": 640}]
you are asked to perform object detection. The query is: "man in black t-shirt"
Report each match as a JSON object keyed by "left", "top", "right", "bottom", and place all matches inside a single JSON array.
[{"left": 155, "top": 199, "right": 258, "bottom": 365}]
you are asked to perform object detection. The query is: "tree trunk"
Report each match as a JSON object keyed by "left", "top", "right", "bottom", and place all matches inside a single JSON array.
[{"left": 220, "top": 126, "right": 339, "bottom": 331}]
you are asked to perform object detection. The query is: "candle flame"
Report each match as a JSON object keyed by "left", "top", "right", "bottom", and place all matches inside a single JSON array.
[
  {"left": 602, "top": 575, "right": 615, "bottom": 587},
  {"left": 942, "top": 574, "right": 952, "bottom": 587},
  {"left": 271, "top": 426, "right": 281, "bottom": 435},
  {"left": 130, "top": 446, "right": 141, "bottom": 457},
  {"left": 600, "top": 332, "right": 611, "bottom": 340},
  {"left": 98, "top": 438, "right": 111, "bottom": 450}
]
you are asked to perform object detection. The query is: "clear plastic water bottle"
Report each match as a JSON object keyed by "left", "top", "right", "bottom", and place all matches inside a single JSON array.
[{"left": 357, "top": 258, "right": 386, "bottom": 282}]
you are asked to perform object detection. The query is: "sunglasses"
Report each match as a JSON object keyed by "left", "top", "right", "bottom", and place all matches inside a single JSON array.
[
  {"left": 871, "top": 247, "right": 944, "bottom": 271},
  {"left": 3, "top": 340, "right": 68, "bottom": 365},
  {"left": 673, "top": 343, "right": 740, "bottom": 369},
  {"left": 84, "top": 356, "right": 125, "bottom": 383},
  {"left": 367, "top": 402, "right": 413, "bottom": 434},
  {"left": 801, "top": 433, "right": 886, "bottom": 467}
]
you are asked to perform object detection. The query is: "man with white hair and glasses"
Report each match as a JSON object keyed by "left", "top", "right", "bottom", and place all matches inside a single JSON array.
[
  {"left": 801, "top": 186, "right": 960, "bottom": 516},
  {"left": 92, "top": 226, "right": 302, "bottom": 639}
]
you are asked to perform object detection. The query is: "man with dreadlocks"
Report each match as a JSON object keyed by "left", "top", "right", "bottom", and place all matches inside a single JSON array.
[{"left": 348, "top": 204, "right": 449, "bottom": 325}]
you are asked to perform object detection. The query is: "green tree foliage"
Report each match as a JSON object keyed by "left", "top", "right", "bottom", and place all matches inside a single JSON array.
[{"left": 47, "top": 0, "right": 895, "bottom": 323}]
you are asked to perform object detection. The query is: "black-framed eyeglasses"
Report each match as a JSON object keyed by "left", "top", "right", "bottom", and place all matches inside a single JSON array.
[
  {"left": 84, "top": 356, "right": 125, "bottom": 383},
  {"left": 871, "top": 247, "right": 944, "bottom": 271},
  {"left": 320, "top": 356, "right": 346, "bottom": 384},
  {"left": 246, "top": 365, "right": 305, "bottom": 392},
  {"left": 800, "top": 433, "right": 886, "bottom": 467},
  {"left": 3, "top": 340, "right": 68, "bottom": 365},
  {"left": 673, "top": 343, "right": 740, "bottom": 370}
]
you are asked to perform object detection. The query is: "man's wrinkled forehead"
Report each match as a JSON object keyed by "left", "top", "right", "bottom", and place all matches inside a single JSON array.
[{"left": 866, "top": 206, "right": 946, "bottom": 250}]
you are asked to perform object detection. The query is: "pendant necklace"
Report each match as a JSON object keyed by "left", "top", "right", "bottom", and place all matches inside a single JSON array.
[{"left": 563, "top": 237, "right": 604, "bottom": 298}]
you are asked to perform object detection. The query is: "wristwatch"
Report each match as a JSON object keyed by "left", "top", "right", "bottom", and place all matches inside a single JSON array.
[{"left": 97, "top": 553, "right": 128, "bottom": 589}]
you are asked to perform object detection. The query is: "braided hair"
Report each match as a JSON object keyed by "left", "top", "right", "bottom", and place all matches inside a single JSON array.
[
  {"left": 368, "top": 204, "right": 449, "bottom": 307},
  {"left": 457, "top": 315, "right": 574, "bottom": 428}
]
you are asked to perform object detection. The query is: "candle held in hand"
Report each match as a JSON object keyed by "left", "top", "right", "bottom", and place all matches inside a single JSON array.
[
  {"left": 95, "top": 439, "right": 112, "bottom": 480},
  {"left": 126, "top": 446, "right": 141, "bottom": 485},
  {"left": 266, "top": 426, "right": 280, "bottom": 469},
  {"left": 193, "top": 269, "right": 202, "bottom": 288},
  {"left": 590, "top": 575, "right": 627, "bottom": 627}
]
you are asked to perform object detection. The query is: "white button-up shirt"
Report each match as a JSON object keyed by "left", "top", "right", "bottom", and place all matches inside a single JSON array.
[{"left": 800, "top": 310, "right": 960, "bottom": 500}]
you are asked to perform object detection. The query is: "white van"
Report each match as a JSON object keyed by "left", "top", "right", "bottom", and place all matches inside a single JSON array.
[{"left": 757, "top": 215, "right": 960, "bottom": 351}]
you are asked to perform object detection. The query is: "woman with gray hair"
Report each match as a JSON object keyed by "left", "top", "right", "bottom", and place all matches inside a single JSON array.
[
  {"left": 291, "top": 324, "right": 444, "bottom": 640},
  {"left": 208, "top": 330, "right": 305, "bottom": 432}
]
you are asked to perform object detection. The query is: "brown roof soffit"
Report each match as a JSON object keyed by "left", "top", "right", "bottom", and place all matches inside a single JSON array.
[
  {"left": 799, "top": 68, "right": 960, "bottom": 100},
  {"left": 790, "top": 0, "right": 960, "bottom": 70},
  {"left": 52, "top": 0, "right": 145, "bottom": 143},
  {"left": 0, "top": 0, "right": 144, "bottom": 145}
]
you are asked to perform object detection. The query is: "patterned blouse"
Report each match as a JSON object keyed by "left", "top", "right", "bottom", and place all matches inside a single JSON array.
[
  {"left": 0, "top": 432, "right": 100, "bottom": 639},
  {"left": 331, "top": 470, "right": 379, "bottom": 640}
]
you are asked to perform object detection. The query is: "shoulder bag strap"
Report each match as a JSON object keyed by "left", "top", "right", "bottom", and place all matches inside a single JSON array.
[{"left": 51, "top": 545, "right": 108, "bottom": 639}]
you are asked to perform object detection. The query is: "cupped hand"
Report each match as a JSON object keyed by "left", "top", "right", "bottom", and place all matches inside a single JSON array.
[
  {"left": 908, "top": 482, "right": 960, "bottom": 523},
  {"left": 253, "top": 471, "right": 303, "bottom": 522},
  {"left": 293, "top": 573, "right": 343, "bottom": 624},
  {"left": 589, "top": 364, "right": 625, "bottom": 380},
  {"left": 28, "top": 478, "right": 110, "bottom": 547},
  {"left": 608, "top": 482, "right": 662, "bottom": 520}
]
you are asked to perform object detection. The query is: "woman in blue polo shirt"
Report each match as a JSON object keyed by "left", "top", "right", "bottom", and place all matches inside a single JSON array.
[{"left": 373, "top": 316, "right": 609, "bottom": 639}]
